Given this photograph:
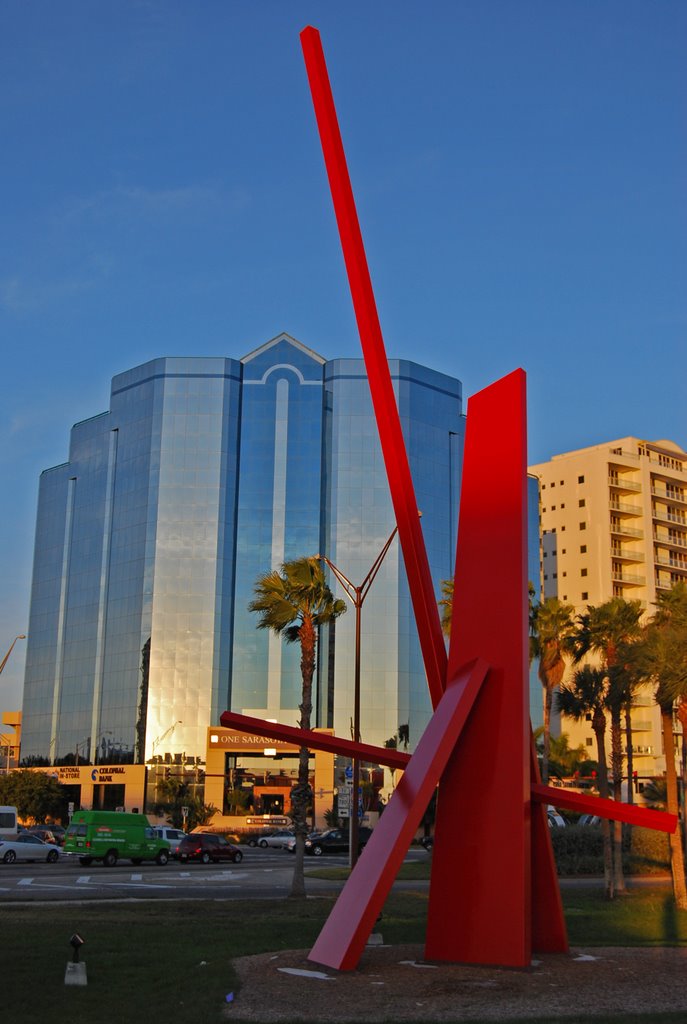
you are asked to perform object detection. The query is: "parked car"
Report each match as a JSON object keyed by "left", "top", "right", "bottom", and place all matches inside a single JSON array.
[
  {"left": 255, "top": 829, "right": 294, "bottom": 849},
  {"left": 26, "top": 825, "right": 66, "bottom": 846},
  {"left": 578, "top": 814, "right": 601, "bottom": 826},
  {"left": 305, "top": 827, "right": 373, "bottom": 857},
  {"left": 177, "top": 833, "right": 243, "bottom": 864},
  {"left": 284, "top": 831, "right": 322, "bottom": 853},
  {"left": 547, "top": 807, "right": 567, "bottom": 828},
  {"left": 0, "top": 833, "right": 64, "bottom": 863},
  {"left": 243, "top": 830, "right": 278, "bottom": 847},
  {"left": 152, "top": 826, "right": 188, "bottom": 857}
]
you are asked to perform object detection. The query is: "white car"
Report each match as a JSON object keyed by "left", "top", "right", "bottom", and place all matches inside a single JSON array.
[
  {"left": 152, "top": 826, "right": 188, "bottom": 856},
  {"left": 0, "top": 833, "right": 65, "bottom": 863}
]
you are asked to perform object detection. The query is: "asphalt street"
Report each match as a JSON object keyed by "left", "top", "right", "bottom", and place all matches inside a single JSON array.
[{"left": 0, "top": 846, "right": 431, "bottom": 904}]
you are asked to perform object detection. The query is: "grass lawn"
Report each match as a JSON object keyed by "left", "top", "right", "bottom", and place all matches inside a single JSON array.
[{"left": 3, "top": 886, "right": 686, "bottom": 1024}]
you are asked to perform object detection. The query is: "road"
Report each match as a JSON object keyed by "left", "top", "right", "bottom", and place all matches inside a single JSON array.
[{"left": 0, "top": 846, "right": 431, "bottom": 904}]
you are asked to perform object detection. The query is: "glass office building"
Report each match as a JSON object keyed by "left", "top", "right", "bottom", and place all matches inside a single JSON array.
[{"left": 20, "top": 335, "right": 465, "bottom": 767}]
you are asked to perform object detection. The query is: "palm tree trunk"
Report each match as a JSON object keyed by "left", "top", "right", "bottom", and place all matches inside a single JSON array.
[
  {"left": 625, "top": 706, "right": 634, "bottom": 805},
  {"left": 677, "top": 698, "right": 687, "bottom": 855},
  {"left": 661, "top": 706, "right": 687, "bottom": 910},
  {"left": 593, "top": 710, "right": 614, "bottom": 899},
  {"left": 542, "top": 686, "right": 553, "bottom": 784},
  {"left": 290, "top": 616, "right": 317, "bottom": 899},
  {"left": 610, "top": 708, "right": 625, "bottom": 893}
]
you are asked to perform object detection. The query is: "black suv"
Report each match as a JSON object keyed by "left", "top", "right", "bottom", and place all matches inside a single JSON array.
[
  {"left": 177, "top": 833, "right": 243, "bottom": 864},
  {"left": 305, "top": 827, "right": 373, "bottom": 857}
]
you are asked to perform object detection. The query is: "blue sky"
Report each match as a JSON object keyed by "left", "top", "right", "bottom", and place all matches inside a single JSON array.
[{"left": 1, "top": 2, "right": 685, "bottom": 709}]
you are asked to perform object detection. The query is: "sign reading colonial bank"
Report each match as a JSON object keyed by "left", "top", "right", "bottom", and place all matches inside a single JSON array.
[
  {"left": 30, "top": 764, "right": 144, "bottom": 785},
  {"left": 208, "top": 728, "right": 299, "bottom": 754}
]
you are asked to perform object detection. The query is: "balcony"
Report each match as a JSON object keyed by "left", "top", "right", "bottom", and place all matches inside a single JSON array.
[
  {"left": 629, "top": 721, "right": 653, "bottom": 733},
  {"left": 611, "top": 568, "right": 646, "bottom": 586},
  {"left": 610, "top": 522, "right": 643, "bottom": 539},
  {"left": 608, "top": 475, "right": 642, "bottom": 493},
  {"left": 610, "top": 546, "right": 644, "bottom": 562},
  {"left": 655, "top": 574, "right": 684, "bottom": 590},
  {"left": 654, "top": 556, "right": 687, "bottom": 573},
  {"left": 609, "top": 499, "right": 643, "bottom": 516},
  {"left": 654, "top": 531, "right": 687, "bottom": 550},
  {"left": 651, "top": 486, "right": 687, "bottom": 506},
  {"left": 652, "top": 506, "right": 687, "bottom": 526}
]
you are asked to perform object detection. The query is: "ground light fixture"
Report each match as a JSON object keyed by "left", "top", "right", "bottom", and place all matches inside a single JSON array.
[{"left": 65, "top": 933, "right": 87, "bottom": 987}]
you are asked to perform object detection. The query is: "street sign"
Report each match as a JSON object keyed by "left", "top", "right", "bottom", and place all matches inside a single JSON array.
[{"left": 344, "top": 765, "right": 353, "bottom": 780}]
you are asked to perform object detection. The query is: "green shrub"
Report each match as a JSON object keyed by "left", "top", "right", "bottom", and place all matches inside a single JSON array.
[
  {"left": 551, "top": 823, "right": 604, "bottom": 875},
  {"left": 628, "top": 825, "right": 671, "bottom": 874},
  {"left": 550, "top": 823, "right": 671, "bottom": 876}
]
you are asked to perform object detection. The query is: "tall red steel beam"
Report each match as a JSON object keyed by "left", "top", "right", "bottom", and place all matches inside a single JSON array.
[
  {"left": 300, "top": 25, "right": 446, "bottom": 710},
  {"left": 529, "top": 736, "right": 569, "bottom": 953},
  {"left": 426, "top": 369, "right": 532, "bottom": 966}
]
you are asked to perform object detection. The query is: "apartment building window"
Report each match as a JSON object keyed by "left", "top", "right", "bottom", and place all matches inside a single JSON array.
[
  {"left": 579, "top": 522, "right": 586, "bottom": 531},
  {"left": 581, "top": 568, "right": 588, "bottom": 577},
  {"left": 562, "top": 571, "right": 567, "bottom": 577},
  {"left": 551, "top": 505, "right": 556, "bottom": 511},
  {"left": 582, "top": 591, "right": 588, "bottom": 600},
  {"left": 550, "top": 482, "right": 555, "bottom": 488},
  {"left": 578, "top": 475, "right": 585, "bottom": 484},
  {"left": 560, "top": 481, "right": 564, "bottom": 486},
  {"left": 561, "top": 549, "right": 566, "bottom": 554},
  {"left": 580, "top": 545, "right": 587, "bottom": 554},
  {"left": 561, "top": 503, "right": 565, "bottom": 509},
  {"left": 586, "top": 738, "right": 593, "bottom": 747},
  {"left": 579, "top": 499, "right": 586, "bottom": 508}
]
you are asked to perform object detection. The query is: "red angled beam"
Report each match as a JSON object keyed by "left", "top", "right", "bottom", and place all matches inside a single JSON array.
[
  {"left": 300, "top": 25, "right": 446, "bottom": 709},
  {"left": 532, "top": 782, "right": 677, "bottom": 833},
  {"left": 219, "top": 710, "right": 411, "bottom": 771},
  {"left": 308, "top": 658, "right": 489, "bottom": 971},
  {"left": 219, "top": 715, "right": 677, "bottom": 833}
]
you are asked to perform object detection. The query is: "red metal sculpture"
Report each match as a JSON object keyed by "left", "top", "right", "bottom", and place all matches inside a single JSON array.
[{"left": 221, "top": 26, "right": 677, "bottom": 971}]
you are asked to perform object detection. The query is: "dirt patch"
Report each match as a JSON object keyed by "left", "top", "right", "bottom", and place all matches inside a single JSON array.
[{"left": 226, "top": 943, "right": 687, "bottom": 1022}]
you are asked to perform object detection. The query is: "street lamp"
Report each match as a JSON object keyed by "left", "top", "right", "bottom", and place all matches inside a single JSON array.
[
  {"left": 0, "top": 635, "right": 27, "bottom": 676},
  {"left": 317, "top": 524, "right": 400, "bottom": 869}
]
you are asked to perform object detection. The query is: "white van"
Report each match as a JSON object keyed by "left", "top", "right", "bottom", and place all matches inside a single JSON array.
[{"left": 0, "top": 806, "right": 19, "bottom": 838}]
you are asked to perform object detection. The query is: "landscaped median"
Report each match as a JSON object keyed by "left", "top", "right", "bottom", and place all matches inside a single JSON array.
[{"left": 2, "top": 886, "right": 686, "bottom": 1023}]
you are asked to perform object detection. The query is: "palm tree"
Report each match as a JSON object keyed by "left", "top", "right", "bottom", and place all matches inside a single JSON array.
[
  {"left": 530, "top": 598, "right": 576, "bottom": 783},
  {"left": 438, "top": 578, "right": 453, "bottom": 638},
  {"left": 249, "top": 556, "right": 346, "bottom": 898},
  {"left": 637, "top": 583, "right": 687, "bottom": 909},
  {"left": 572, "top": 597, "right": 643, "bottom": 892},
  {"left": 557, "top": 665, "right": 615, "bottom": 898}
]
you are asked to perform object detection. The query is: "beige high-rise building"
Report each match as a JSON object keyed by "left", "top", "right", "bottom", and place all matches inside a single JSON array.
[{"left": 529, "top": 436, "right": 687, "bottom": 790}]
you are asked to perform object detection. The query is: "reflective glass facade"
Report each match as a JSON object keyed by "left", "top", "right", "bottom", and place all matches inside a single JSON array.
[{"left": 20, "top": 335, "right": 465, "bottom": 765}]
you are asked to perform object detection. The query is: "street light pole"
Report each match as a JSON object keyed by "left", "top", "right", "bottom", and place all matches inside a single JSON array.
[
  {"left": 0, "top": 635, "right": 27, "bottom": 676},
  {"left": 318, "top": 525, "right": 399, "bottom": 869}
]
